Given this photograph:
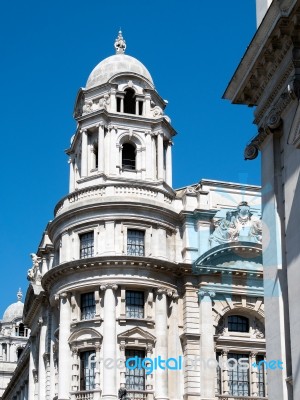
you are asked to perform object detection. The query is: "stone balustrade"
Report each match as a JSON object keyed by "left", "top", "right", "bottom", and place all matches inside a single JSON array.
[
  {"left": 70, "top": 390, "right": 101, "bottom": 400},
  {"left": 127, "top": 390, "right": 154, "bottom": 400},
  {"left": 54, "top": 184, "right": 174, "bottom": 216},
  {"left": 217, "top": 396, "right": 267, "bottom": 400}
]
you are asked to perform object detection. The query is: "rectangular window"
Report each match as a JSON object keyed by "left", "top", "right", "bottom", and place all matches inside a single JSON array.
[
  {"left": 228, "top": 315, "right": 249, "bottom": 332},
  {"left": 126, "top": 290, "right": 144, "bottom": 318},
  {"left": 125, "top": 349, "right": 145, "bottom": 391},
  {"left": 81, "top": 292, "right": 96, "bottom": 320},
  {"left": 127, "top": 230, "right": 145, "bottom": 256},
  {"left": 80, "top": 232, "right": 94, "bottom": 259},
  {"left": 257, "top": 355, "right": 266, "bottom": 397},
  {"left": 80, "top": 351, "right": 95, "bottom": 391},
  {"left": 228, "top": 353, "right": 249, "bottom": 396}
]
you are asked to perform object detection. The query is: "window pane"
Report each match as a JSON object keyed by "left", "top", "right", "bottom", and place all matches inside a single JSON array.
[
  {"left": 80, "top": 232, "right": 94, "bottom": 259},
  {"left": 127, "top": 230, "right": 145, "bottom": 256},
  {"left": 228, "top": 353, "right": 249, "bottom": 396},
  {"left": 228, "top": 315, "right": 249, "bottom": 332},
  {"left": 80, "top": 351, "right": 95, "bottom": 391},
  {"left": 126, "top": 291, "right": 144, "bottom": 318},
  {"left": 125, "top": 349, "right": 145, "bottom": 391},
  {"left": 257, "top": 355, "right": 266, "bottom": 396},
  {"left": 81, "top": 292, "right": 96, "bottom": 320}
]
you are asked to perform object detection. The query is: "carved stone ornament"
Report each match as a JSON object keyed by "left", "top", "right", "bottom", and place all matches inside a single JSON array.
[
  {"left": 216, "top": 317, "right": 226, "bottom": 335},
  {"left": 114, "top": 30, "right": 126, "bottom": 54},
  {"left": 244, "top": 143, "right": 259, "bottom": 160},
  {"left": 27, "top": 253, "right": 42, "bottom": 284},
  {"left": 209, "top": 202, "right": 262, "bottom": 248},
  {"left": 266, "top": 109, "right": 281, "bottom": 130},
  {"left": 100, "top": 283, "right": 118, "bottom": 291},
  {"left": 253, "top": 318, "right": 265, "bottom": 339}
]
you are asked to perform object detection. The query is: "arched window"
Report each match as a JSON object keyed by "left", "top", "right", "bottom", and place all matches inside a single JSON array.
[
  {"left": 228, "top": 315, "right": 249, "bottom": 332},
  {"left": 124, "top": 88, "right": 136, "bottom": 114},
  {"left": 122, "top": 143, "right": 136, "bottom": 170}
]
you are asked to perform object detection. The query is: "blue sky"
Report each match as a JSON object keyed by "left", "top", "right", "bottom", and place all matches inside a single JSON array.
[{"left": 0, "top": 0, "right": 258, "bottom": 316}]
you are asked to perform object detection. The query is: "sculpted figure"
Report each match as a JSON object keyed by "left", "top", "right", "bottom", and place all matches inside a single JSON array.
[
  {"left": 82, "top": 100, "right": 93, "bottom": 115},
  {"left": 209, "top": 202, "right": 262, "bottom": 247}
]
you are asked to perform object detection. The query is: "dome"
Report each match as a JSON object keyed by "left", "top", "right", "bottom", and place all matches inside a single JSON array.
[
  {"left": 86, "top": 54, "right": 154, "bottom": 89},
  {"left": 86, "top": 31, "right": 154, "bottom": 89},
  {"left": 2, "top": 289, "right": 24, "bottom": 322}
]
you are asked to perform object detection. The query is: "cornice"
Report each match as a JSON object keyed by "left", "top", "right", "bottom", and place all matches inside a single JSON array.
[{"left": 42, "top": 256, "right": 193, "bottom": 292}]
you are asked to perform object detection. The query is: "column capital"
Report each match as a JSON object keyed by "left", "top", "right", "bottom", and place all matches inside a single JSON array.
[
  {"left": 59, "top": 292, "right": 69, "bottom": 300},
  {"left": 197, "top": 290, "right": 216, "bottom": 300},
  {"left": 97, "top": 120, "right": 105, "bottom": 128},
  {"left": 100, "top": 283, "right": 118, "bottom": 291},
  {"left": 80, "top": 128, "right": 87, "bottom": 134}
]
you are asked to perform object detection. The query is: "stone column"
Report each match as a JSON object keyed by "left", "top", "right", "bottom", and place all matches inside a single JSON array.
[
  {"left": 48, "top": 254, "right": 54, "bottom": 270},
  {"left": 71, "top": 347, "right": 79, "bottom": 392},
  {"left": 28, "top": 337, "right": 36, "bottom": 400},
  {"left": 145, "top": 131, "right": 152, "bottom": 180},
  {"left": 81, "top": 129, "right": 88, "bottom": 177},
  {"left": 69, "top": 156, "right": 75, "bottom": 192},
  {"left": 198, "top": 290, "right": 216, "bottom": 399},
  {"left": 168, "top": 291, "right": 181, "bottom": 400},
  {"left": 165, "top": 141, "right": 172, "bottom": 187},
  {"left": 250, "top": 352, "right": 258, "bottom": 396},
  {"left": 50, "top": 310, "right": 58, "bottom": 400},
  {"left": 38, "top": 317, "right": 47, "bottom": 400},
  {"left": 100, "top": 284, "right": 118, "bottom": 400},
  {"left": 98, "top": 123, "right": 105, "bottom": 173},
  {"left": 157, "top": 133, "right": 164, "bottom": 181},
  {"left": 58, "top": 293, "right": 71, "bottom": 400},
  {"left": 41, "top": 257, "right": 48, "bottom": 276},
  {"left": 94, "top": 342, "right": 101, "bottom": 391},
  {"left": 155, "top": 287, "right": 169, "bottom": 400},
  {"left": 221, "top": 351, "right": 229, "bottom": 395}
]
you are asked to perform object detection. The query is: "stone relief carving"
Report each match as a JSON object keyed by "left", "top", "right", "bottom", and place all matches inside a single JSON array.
[
  {"left": 209, "top": 202, "right": 262, "bottom": 247},
  {"left": 253, "top": 317, "right": 265, "bottom": 339},
  {"left": 216, "top": 317, "right": 226, "bottom": 335}
]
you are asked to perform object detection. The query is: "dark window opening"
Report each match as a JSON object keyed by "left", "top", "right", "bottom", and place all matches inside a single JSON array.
[
  {"left": 17, "top": 348, "right": 23, "bottom": 360},
  {"left": 124, "top": 88, "right": 136, "bottom": 114},
  {"left": 80, "top": 232, "right": 94, "bottom": 259},
  {"left": 228, "top": 353, "right": 249, "bottom": 396},
  {"left": 127, "top": 230, "right": 145, "bottom": 256},
  {"left": 122, "top": 143, "right": 136, "bottom": 170},
  {"left": 126, "top": 290, "right": 144, "bottom": 318},
  {"left": 80, "top": 351, "right": 95, "bottom": 391},
  {"left": 216, "top": 352, "right": 222, "bottom": 394},
  {"left": 228, "top": 315, "right": 249, "bottom": 332},
  {"left": 117, "top": 97, "right": 121, "bottom": 112},
  {"left": 18, "top": 323, "right": 25, "bottom": 337},
  {"left": 81, "top": 292, "right": 96, "bottom": 320},
  {"left": 125, "top": 349, "right": 145, "bottom": 391},
  {"left": 93, "top": 144, "right": 98, "bottom": 169},
  {"left": 138, "top": 101, "right": 143, "bottom": 116}
]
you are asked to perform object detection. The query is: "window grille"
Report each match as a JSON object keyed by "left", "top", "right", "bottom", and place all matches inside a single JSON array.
[
  {"left": 80, "top": 351, "right": 95, "bottom": 391},
  {"left": 125, "top": 349, "right": 145, "bottom": 391},
  {"left": 228, "top": 353, "right": 249, "bottom": 396},
  {"left": 257, "top": 355, "right": 266, "bottom": 397},
  {"left": 126, "top": 290, "right": 144, "bottom": 318},
  {"left": 228, "top": 315, "right": 249, "bottom": 332},
  {"left": 81, "top": 292, "right": 96, "bottom": 320},
  {"left": 127, "top": 230, "right": 144, "bottom": 256},
  {"left": 80, "top": 232, "right": 94, "bottom": 259}
]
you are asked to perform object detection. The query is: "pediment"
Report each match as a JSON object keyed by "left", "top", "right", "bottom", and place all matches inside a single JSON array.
[
  {"left": 118, "top": 327, "right": 155, "bottom": 343},
  {"left": 69, "top": 327, "right": 102, "bottom": 344}
]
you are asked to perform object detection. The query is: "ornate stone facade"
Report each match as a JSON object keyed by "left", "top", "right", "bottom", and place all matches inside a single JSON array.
[
  {"left": 224, "top": 1, "right": 300, "bottom": 399},
  {"left": 3, "top": 33, "right": 266, "bottom": 400}
]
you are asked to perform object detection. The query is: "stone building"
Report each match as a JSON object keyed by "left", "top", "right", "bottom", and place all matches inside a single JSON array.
[
  {"left": 0, "top": 290, "right": 29, "bottom": 398},
  {"left": 3, "top": 32, "right": 266, "bottom": 400},
  {"left": 224, "top": 0, "right": 300, "bottom": 399}
]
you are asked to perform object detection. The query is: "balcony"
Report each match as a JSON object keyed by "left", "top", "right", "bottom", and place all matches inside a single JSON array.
[
  {"left": 126, "top": 390, "right": 154, "bottom": 400},
  {"left": 217, "top": 396, "right": 267, "bottom": 400},
  {"left": 70, "top": 390, "right": 101, "bottom": 400}
]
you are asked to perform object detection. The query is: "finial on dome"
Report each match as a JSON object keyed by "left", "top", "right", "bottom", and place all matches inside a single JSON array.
[
  {"left": 114, "top": 30, "right": 126, "bottom": 54},
  {"left": 17, "top": 288, "right": 23, "bottom": 302}
]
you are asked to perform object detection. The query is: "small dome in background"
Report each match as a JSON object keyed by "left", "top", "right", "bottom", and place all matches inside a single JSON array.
[
  {"left": 2, "top": 289, "right": 24, "bottom": 323},
  {"left": 86, "top": 31, "right": 154, "bottom": 89}
]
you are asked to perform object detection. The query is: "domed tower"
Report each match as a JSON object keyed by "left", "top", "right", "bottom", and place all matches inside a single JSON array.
[
  {"left": 34, "top": 32, "right": 180, "bottom": 400},
  {"left": 68, "top": 30, "right": 175, "bottom": 193},
  {"left": 0, "top": 290, "right": 29, "bottom": 397}
]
